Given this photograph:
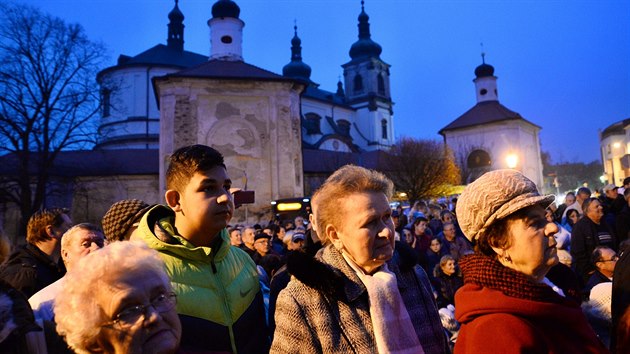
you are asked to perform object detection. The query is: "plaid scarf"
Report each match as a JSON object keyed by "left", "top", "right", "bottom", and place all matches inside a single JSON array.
[{"left": 459, "top": 254, "right": 563, "bottom": 304}]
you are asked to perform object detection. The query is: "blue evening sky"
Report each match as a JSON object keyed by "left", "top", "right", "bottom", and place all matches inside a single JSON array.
[{"left": 20, "top": 0, "right": 630, "bottom": 163}]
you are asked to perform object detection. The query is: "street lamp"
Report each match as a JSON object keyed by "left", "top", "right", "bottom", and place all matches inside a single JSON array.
[{"left": 506, "top": 153, "right": 518, "bottom": 169}]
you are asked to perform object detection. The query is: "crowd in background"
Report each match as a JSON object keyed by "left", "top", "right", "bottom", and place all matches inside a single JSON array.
[{"left": 0, "top": 145, "right": 627, "bottom": 353}]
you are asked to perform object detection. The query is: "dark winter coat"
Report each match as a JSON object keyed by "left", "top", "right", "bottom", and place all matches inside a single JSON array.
[
  {"left": 0, "top": 243, "right": 64, "bottom": 298},
  {"left": 433, "top": 266, "right": 463, "bottom": 308}
]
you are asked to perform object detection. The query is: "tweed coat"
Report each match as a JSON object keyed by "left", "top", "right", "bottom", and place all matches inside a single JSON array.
[{"left": 270, "top": 244, "right": 449, "bottom": 354}]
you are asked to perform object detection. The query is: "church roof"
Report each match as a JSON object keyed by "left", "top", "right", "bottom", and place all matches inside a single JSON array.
[
  {"left": 439, "top": 100, "right": 540, "bottom": 135},
  {"left": 302, "top": 85, "right": 352, "bottom": 108},
  {"left": 302, "top": 149, "right": 387, "bottom": 173},
  {"left": 0, "top": 149, "right": 159, "bottom": 177},
  {"left": 161, "top": 59, "right": 293, "bottom": 81},
  {"left": 601, "top": 118, "right": 630, "bottom": 140},
  {"left": 97, "top": 44, "right": 208, "bottom": 80}
]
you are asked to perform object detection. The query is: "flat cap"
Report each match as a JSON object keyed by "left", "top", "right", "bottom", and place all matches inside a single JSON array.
[
  {"left": 101, "top": 199, "right": 152, "bottom": 242},
  {"left": 456, "top": 169, "right": 554, "bottom": 242}
]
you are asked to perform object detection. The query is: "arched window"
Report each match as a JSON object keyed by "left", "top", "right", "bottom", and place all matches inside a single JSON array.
[
  {"left": 337, "top": 119, "right": 351, "bottom": 136},
  {"left": 303, "top": 113, "right": 322, "bottom": 135},
  {"left": 353, "top": 74, "right": 363, "bottom": 93},
  {"left": 381, "top": 119, "right": 388, "bottom": 139},
  {"left": 467, "top": 149, "right": 492, "bottom": 169},
  {"left": 377, "top": 73, "right": 385, "bottom": 95}
]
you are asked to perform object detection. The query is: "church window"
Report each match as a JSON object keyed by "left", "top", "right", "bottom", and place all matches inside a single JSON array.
[
  {"left": 304, "top": 113, "right": 322, "bottom": 135},
  {"left": 102, "top": 89, "right": 111, "bottom": 117},
  {"left": 354, "top": 74, "right": 363, "bottom": 93},
  {"left": 337, "top": 119, "right": 351, "bottom": 137},
  {"left": 381, "top": 119, "right": 388, "bottom": 139},
  {"left": 480, "top": 89, "right": 488, "bottom": 95},
  {"left": 221, "top": 36, "right": 233, "bottom": 44},
  {"left": 377, "top": 73, "right": 385, "bottom": 95},
  {"left": 467, "top": 150, "right": 492, "bottom": 169}
]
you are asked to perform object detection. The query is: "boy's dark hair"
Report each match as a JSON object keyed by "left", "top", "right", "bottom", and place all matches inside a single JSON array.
[
  {"left": 27, "top": 208, "right": 70, "bottom": 244},
  {"left": 166, "top": 144, "right": 226, "bottom": 192}
]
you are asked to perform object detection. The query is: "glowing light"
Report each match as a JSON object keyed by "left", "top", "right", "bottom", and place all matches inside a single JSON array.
[
  {"left": 276, "top": 202, "right": 302, "bottom": 211},
  {"left": 614, "top": 142, "right": 621, "bottom": 149},
  {"left": 600, "top": 175, "right": 607, "bottom": 183},
  {"left": 506, "top": 153, "right": 518, "bottom": 169}
]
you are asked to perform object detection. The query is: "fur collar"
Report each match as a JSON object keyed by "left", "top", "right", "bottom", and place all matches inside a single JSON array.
[{"left": 286, "top": 242, "right": 419, "bottom": 302}]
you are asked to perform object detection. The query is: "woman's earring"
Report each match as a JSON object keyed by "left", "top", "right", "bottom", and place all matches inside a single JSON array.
[{"left": 502, "top": 250, "right": 512, "bottom": 263}]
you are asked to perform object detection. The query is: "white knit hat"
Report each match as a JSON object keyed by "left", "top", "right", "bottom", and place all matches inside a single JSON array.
[{"left": 589, "top": 282, "right": 612, "bottom": 319}]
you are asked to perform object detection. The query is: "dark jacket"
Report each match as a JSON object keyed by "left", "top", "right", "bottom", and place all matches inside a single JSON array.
[
  {"left": 615, "top": 205, "right": 630, "bottom": 245},
  {"left": 0, "top": 243, "right": 64, "bottom": 298},
  {"left": 612, "top": 244, "right": 630, "bottom": 353},
  {"left": 433, "top": 266, "right": 463, "bottom": 308},
  {"left": 571, "top": 217, "right": 616, "bottom": 282},
  {"left": 271, "top": 245, "right": 449, "bottom": 354}
]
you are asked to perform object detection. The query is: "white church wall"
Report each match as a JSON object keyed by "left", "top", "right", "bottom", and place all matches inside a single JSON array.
[
  {"left": 157, "top": 78, "right": 304, "bottom": 224},
  {"left": 445, "top": 121, "right": 544, "bottom": 188}
]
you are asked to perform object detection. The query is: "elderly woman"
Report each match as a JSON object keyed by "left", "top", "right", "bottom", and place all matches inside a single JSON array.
[
  {"left": 55, "top": 242, "right": 181, "bottom": 354},
  {"left": 271, "top": 165, "right": 448, "bottom": 354},
  {"left": 454, "top": 169, "right": 607, "bottom": 353}
]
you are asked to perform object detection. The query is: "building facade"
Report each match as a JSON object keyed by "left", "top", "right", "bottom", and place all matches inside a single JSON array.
[
  {"left": 439, "top": 57, "right": 545, "bottom": 188},
  {"left": 600, "top": 119, "right": 630, "bottom": 186}
]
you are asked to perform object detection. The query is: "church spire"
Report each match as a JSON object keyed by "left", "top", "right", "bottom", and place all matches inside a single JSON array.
[
  {"left": 349, "top": 0, "right": 382, "bottom": 60},
  {"left": 167, "top": 0, "right": 184, "bottom": 51},
  {"left": 282, "top": 23, "right": 312, "bottom": 82}
]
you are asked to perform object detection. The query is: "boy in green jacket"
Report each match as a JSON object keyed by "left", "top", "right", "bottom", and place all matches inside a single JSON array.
[{"left": 133, "top": 144, "right": 268, "bottom": 353}]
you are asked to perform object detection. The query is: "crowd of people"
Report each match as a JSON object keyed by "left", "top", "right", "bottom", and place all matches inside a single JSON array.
[{"left": 0, "top": 143, "right": 627, "bottom": 353}]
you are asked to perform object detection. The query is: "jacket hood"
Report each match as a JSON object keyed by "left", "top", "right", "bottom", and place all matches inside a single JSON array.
[{"left": 136, "top": 205, "right": 230, "bottom": 263}]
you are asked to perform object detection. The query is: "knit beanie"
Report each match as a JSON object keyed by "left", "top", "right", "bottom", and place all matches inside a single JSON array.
[{"left": 101, "top": 199, "right": 152, "bottom": 242}]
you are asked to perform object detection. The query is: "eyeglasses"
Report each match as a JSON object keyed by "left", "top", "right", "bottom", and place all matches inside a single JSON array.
[
  {"left": 103, "top": 292, "right": 177, "bottom": 328},
  {"left": 600, "top": 255, "right": 619, "bottom": 262}
]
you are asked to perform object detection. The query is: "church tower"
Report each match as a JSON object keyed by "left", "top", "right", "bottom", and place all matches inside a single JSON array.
[
  {"left": 208, "top": 0, "right": 244, "bottom": 61},
  {"left": 474, "top": 53, "right": 499, "bottom": 102},
  {"left": 282, "top": 25, "right": 313, "bottom": 83},
  {"left": 341, "top": 1, "right": 394, "bottom": 150},
  {"left": 167, "top": 0, "right": 184, "bottom": 51}
]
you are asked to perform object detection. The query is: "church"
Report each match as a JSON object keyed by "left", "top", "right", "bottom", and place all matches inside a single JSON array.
[
  {"left": 0, "top": 1, "right": 547, "bottom": 236},
  {"left": 13, "top": 0, "right": 394, "bottom": 226},
  {"left": 440, "top": 56, "right": 545, "bottom": 188}
]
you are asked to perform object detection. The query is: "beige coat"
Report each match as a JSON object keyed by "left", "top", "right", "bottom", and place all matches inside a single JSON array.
[{"left": 271, "top": 244, "right": 449, "bottom": 354}]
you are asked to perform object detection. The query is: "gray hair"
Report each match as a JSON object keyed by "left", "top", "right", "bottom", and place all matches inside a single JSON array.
[{"left": 55, "top": 241, "right": 170, "bottom": 354}]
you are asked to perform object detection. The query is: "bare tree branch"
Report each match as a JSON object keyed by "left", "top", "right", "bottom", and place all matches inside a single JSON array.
[
  {"left": 384, "top": 137, "right": 460, "bottom": 203},
  {"left": 0, "top": 2, "right": 107, "bottom": 235}
]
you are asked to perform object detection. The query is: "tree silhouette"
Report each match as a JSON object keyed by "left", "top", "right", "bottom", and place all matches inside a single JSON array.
[
  {"left": 384, "top": 137, "right": 460, "bottom": 203},
  {"left": 0, "top": 3, "right": 107, "bottom": 235}
]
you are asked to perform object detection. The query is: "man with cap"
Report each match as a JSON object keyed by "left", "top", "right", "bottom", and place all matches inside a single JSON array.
[
  {"left": 101, "top": 199, "right": 153, "bottom": 243},
  {"left": 252, "top": 231, "right": 273, "bottom": 264},
  {"left": 286, "top": 230, "right": 306, "bottom": 252}
]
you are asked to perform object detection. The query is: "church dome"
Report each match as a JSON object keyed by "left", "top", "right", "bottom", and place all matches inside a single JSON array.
[
  {"left": 282, "top": 26, "right": 312, "bottom": 81},
  {"left": 168, "top": 1, "right": 184, "bottom": 22},
  {"left": 283, "top": 61, "right": 312, "bottom": 81},
  {"left": 349, "top": 38, "right": 382, "bottom": 60},
  {"left": 349, "top": 3, "right": 382, "bottom": 60},
  {"left": 475, "top": 63, "right": 494, "bottom": 78},
  {"left": 211, "top": 0, "right": 240, "bottom": 19}
]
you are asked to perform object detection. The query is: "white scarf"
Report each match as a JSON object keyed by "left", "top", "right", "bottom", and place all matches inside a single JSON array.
[{"left": 343, "top": 254, "right": 425, "bottom": 354}]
